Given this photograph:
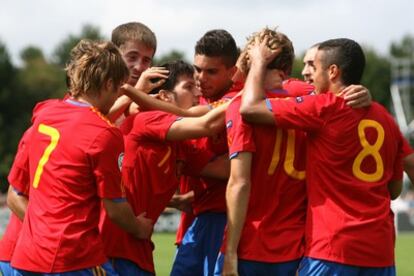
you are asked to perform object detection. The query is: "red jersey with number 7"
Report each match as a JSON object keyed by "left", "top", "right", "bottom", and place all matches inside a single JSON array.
[
  {"left": 269, "top": 92, "right": 404, "bottom": 267},
  {"left": 11, "top": 99, "right": 125, "bottom": 273}
]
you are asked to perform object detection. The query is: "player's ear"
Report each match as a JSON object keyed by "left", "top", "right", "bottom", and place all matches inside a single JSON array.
[
  {"left": 328, "top": 64, "right": 340, "bottom": 81},
  {"left": 158, "top": 89, "right": 175, "bottom": 103},
  {"left": 104, "top": 79, "right": 115, "bottom": 92}
]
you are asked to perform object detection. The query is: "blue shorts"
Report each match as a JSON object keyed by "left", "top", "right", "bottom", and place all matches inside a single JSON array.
[
  {"left": 0, "top": 261, "right": 13, "bottom": 276},
  {"left": 214, "top": 253, "right": 300, "bottom": 276},
  {"left": 110, "top": 258, "right": 153, "bottom": 276},
  {"left": 171, "top": 212, "right": 227, "bottom": 276},
  {"left": 10, "top": 261, "right": 118, "bottom": 275},
  {"left": 298, "top": 257, "right": 396, "bottom": 276}
]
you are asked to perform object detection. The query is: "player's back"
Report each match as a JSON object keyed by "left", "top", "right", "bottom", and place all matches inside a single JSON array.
[
  {"left": 12, "top": 99, "right": 123, "bottom": 273},
  {"left": 302, "top": 94, "right": 404, "bottom": 267},
  {"left": 225, "top": 93, "right": 307, "bottom": 263}
]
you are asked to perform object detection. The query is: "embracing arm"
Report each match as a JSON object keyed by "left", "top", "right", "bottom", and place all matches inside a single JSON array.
[
  {"left": 240, "top": 37, "right": 280, "bottom": 125},
  {"left": 103, "top": 199, "right": 153, "bottom": 239},
  {"left": 7, "top": 185, "right": 28, "bottom": 221},
  {"left": 166, "top": 101, "right": 229, "bottom": 141}
]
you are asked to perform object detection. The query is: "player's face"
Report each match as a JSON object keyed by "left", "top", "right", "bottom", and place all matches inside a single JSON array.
[
  {"left": 120, "top": 40, "right": 155, "bottom": 86},
  {"left": 193, "top": 55, "right": 235, "bottom": 100},
  {"left": 313, "top": 50, "right": 330, "bottom": 94},
  {"left": 99, "top": 80, "right": 123, "bottom": 114},
  {"left": 173, "top": 75, "right": 201, "bottom": 109},
  {"left": 301, "top": 47, "right": 318, "bottom": 84},
  {"left": 264, "top": 69, "right": 284, "bottom": 90}
]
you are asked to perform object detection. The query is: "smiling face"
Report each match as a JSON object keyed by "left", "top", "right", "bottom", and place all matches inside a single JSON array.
[
  {"left": 193, "top": 55, "right": 235, "bottom": 101},
  {"left": 120, "top": 40, "right": 155, "bottom": 85},
  {"left": 301, "top": 46, "right": 318, "bottom": 84}
]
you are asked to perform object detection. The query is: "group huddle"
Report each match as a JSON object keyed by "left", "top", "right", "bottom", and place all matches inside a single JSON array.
[{"left": 0, "top": 21, "right": 412, "bottom": 276}]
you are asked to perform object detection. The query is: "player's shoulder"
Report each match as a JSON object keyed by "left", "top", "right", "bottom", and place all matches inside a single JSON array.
[{"left": 282, "top": 78, "right": 315, "bottom": 96}]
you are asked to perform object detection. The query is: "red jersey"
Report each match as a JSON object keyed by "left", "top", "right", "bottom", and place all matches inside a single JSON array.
[
  {"left": 222, "top": 92, "right": 307, "bottom": 262},
  {"left": 174, "top": 139, "right": 216, "bottom": 245},
  {"left": 270, "top": 93, "right": 404, "bottom": 267},
  {"left": 11, "top": 99, "right": 125, "bottom": 273},
  {"left": 100, "top": 110, "right": 181, "bottom": 273},
  {"left": 191, "top": 82, "right": 242, "bottom": 215},
  {"left": 0, "top": 129, "right": 31, "bottom": 261}
]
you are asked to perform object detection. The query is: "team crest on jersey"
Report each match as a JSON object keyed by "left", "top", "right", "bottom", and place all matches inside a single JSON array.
[
  {"left": 226, "top": 120, "right": 233, "bottom": 129},
  {"left": 118, "top": 152, "right": 124, "bottom": 171},
  {"left": 295, "top": 96, "right": 304, "bottom": 103}
]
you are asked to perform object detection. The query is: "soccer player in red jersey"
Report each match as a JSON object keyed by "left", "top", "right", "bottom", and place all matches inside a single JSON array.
[
  {"left": 170, "top": 29, "right": 242, "bottom": 276},
  {"left": 217, "top": 27, "right": 309, "bottom": 276},
  {"left": 0, "top": 129, "right": 30, "bottom": 275},
  {"left": 240, "top": 37, "right": 404, "bottom": 275},
  {"left": 301, "top": 43, "right": 414, "bottom": 184},
  {"left": 10, "top": 40, "right": 152, "bottom": 275},
  {"left": 100, "top": 60, "right": 230, "bottom": 275}
]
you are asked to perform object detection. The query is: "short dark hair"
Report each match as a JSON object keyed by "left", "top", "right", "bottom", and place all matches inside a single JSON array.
[
  {"left": 318, "top": 38, "right": 365, "bottom": 85},
  {"left": 150, "top": 60, "right": 194, "bottom": 94},
  {"left": 195, "top": 29, "right": 238, "bottom": 68}
]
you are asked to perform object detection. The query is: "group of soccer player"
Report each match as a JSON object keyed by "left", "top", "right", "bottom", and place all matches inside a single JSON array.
[{"left": 0, "top": 21, "right": 413, "bottom": 276}]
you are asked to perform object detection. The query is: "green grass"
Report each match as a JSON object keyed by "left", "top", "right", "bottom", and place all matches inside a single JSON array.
[
  {"left": 395, "top": 233, "right": 414, "bottom": 276},
  {"left": 153, "top": 232, "right": 176, "bottom": 275},
  {"left": 153, "top": 232, "right": 414, "bottom": 276}
]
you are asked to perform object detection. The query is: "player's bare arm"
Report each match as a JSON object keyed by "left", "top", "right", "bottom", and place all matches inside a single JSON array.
[
  {"left": 6, "top": 185, "right": 28, "bottom": 221},
  {"left": 240, "top": 36, "right": 280, "bottom": 125},
  {"left": 103, "top": 199, "right": 153, "bottom": 239},
  {"left": 122, "top": 84, "right": 207, "bottom": 117},
  {"left": 166, "top": 101, "right": 230, "bottom": 141},
  {"left": 223, "top": 152, "right": 253, "bottom": 276},
  {"left": 388, "top": 179, "right": 403, "bottom": 200}
]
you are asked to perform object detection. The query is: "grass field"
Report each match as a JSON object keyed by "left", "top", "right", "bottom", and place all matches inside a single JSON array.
[{"left": 152, "top": 232, "right": 414, "bottom": 276}]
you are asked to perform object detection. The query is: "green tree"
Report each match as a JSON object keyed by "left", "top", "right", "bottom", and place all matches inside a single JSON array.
[
  {"left": 0, "top": 41, "right": 19, "bottom": 192},
  {"left": 53, "top": 24, "right": 105, "bottom": 67},
  {"left": 361, "top": 46, "right": 391, "bottom": 108},
  {"left": 390, "top": 34, "right": 414, "bottom": 58},
  {"left": 153, "top": 50, "right": 187, "bottom": 65}
]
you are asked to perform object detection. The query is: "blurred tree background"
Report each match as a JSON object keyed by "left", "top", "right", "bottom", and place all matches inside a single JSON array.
[{"left": 0, "top": 24, "right": 413, "bottom": 191}]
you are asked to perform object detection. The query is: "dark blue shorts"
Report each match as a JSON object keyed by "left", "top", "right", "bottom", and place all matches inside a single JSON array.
[
  {"left": 110, "top": 258, "right": 153, "bottom": 276},
  {"left": 214, "top": 253, "right": 300, "bottom": 276},
  {"left": 298, "top": 257, "right": 396, "bottom": 276},
  {"left": 171, "top": 212, "right": 227, "bottom": 276},
  {"left": 10, "top": 261, "right": 118, "bottom": 275}
]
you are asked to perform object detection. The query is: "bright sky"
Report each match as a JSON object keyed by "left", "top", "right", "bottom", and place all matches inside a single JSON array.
[{"left": 1, "top": 0, "right": 413, "bottom": 64}]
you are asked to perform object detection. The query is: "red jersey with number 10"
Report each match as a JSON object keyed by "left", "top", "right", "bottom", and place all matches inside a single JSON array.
[
  {"left": 11, "top": 99, "right": 125, "bottom": 273},
  {"left": 270, "top": 93, "right": 404, "bottom": 267},
  {"left": 222, "top": 89, "right": 307, "bottom": 262}
]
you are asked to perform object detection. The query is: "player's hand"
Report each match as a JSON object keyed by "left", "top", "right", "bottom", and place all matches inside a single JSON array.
[
  {"left": 222, "top": 252, "right": 238, "bottom": 276},
  {"left": 135, "top": 212, "right": 153, "bottom": 239},
  {"left": 135, "top": 67, "right": 169, "bottom": 94},
  {"left": 340, "top": 84, "right": 372, "bottom": 108},
  {"left": 247, "top": 36, "right": 281, "bottom": 68}
]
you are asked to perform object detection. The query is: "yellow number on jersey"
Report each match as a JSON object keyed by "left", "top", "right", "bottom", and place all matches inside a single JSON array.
[
  {"left": 33, "top": 124, "right": 60, "bottom": 188},
  {"left": 267, "top": 129, "right": 305, "bottom": 180},
  {"left": 352, "top": 119, "right": 384, "bottom": 182}
]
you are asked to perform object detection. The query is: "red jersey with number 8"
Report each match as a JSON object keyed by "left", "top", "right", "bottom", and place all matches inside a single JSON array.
[{"left": 270, "top": 93, "right": 404, "bottom": 267}]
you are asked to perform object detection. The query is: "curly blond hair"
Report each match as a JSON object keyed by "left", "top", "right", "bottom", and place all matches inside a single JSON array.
[
  {"left": 239, "top": 27, "right": 294, "bottom": 75},
  {"left": 65, "top": 40, "right": 129, "bottom": 98}
]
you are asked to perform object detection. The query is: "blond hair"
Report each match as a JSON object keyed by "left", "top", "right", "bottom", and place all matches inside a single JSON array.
[
  {"left": 65, "top": 40, "right": 129, "bottom": 97},
  {"left": 240, "top": 27, "right": 294, "bottom": 75}
]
